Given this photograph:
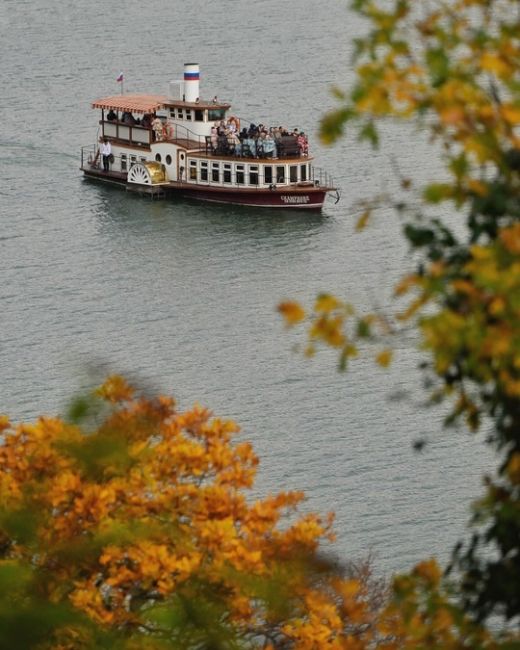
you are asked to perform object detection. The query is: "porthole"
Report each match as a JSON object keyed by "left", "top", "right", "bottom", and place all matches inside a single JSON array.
[
  {"left": 166, "top": 154, "right": 172, "bottom": 165},
  {"left": 155, "top": 153, "right": 162, "bottom": 162}
]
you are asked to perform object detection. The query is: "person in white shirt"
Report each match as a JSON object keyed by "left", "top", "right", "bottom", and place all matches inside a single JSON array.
[{"left": 101, "top": 137, "right": 112, "bottom": 172}]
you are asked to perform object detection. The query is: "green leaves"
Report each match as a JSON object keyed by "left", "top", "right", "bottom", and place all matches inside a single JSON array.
[
  {"left": 425, "top": 47, "right": 450, "bottom": 87},
  {"left": 319, "top": 107, "right": 356, "bottom": 145}
]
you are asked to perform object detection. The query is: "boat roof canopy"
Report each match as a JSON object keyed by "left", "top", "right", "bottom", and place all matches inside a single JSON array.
[
  {"left": 92, "top": 94, "right": 169, "bottom": 114},
  {"left": 92, "top": 94, "right": 231, "bottom": 114}
]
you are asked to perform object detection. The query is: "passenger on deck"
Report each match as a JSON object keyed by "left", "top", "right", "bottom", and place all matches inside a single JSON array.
[
  {"left": 256, "top": 131, "right": 266, "bottom": 158},
  {"left": 244, "top": 136, "right": 257, "bottom": 158},
  {"left": 164, "top": 118, "right": 175, "bottom": 140},
  {"left": 152, "top": 116, "right": 164, "bottom": 141},
  {"left": 298, "top": 131, "right": 309, "bottom": 156},
  {"left": 107, "top": 109, "right": 117, "bottom": 121},
  {"left": 262, "top": 133, "right": 277, "bottom": 158},
  {"left": 217, "top": 131, "right": 228, "bottom": 154},
  {"left": 210, "top": 125, "right": 218, "bottom": 152},
  {"left": 141, "top": 113, "right": 152, "bottom": 128},
  {"left": 228, "top": 131, "right": 241, "bottom": 155},
  {"left": 100, "top": 137, "right": 112, "bottom": 172},
  {"left": 122, "top": 111, "right": 136, "bottom": 125}
]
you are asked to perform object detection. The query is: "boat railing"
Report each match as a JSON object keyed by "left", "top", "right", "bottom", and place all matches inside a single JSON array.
[
  {"left": 80, "top": 145, "right": 146, "bottom": 177},
  {"left": 309, "top": 166, "right": 335, "bottom": 189},
  {"left": 81, "top": 145, "right": 99, "bottom": 170}
]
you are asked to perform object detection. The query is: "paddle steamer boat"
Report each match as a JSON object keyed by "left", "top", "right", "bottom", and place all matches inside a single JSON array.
[{"left": 80, "top": 63, "right": 339, "bottom": 209}]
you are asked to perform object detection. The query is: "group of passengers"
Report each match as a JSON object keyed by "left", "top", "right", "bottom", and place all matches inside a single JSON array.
[
  {"left": 107, "top": 110, "right": 173, "bottom": 142},
  {"left": 209, "top": 118, "right": 309, "bottom": 158},
  {"left": 107, "top": 110, "right": 156, "bottom": 129}
]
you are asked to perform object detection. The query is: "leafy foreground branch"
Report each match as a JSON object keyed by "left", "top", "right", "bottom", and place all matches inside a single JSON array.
[
  {"left": 279, "top": 0, "right": 520, "bottom": 637},
  {"left": 1, "top": 376, "right": 513, "bottom": 648}
]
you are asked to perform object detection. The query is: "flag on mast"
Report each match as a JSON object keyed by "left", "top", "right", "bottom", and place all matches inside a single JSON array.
[{"left": 116, "top": 72, "right": 124, "bottom": 82}]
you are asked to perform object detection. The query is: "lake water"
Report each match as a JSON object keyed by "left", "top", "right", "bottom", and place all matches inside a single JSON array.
[{"left": 0, "top": 0, "right": 493, "bottom": 575}]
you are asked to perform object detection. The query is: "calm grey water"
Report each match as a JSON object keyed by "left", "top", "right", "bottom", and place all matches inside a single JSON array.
[{"left": 0, "top": 0, "right": 493, "bottom": 575}]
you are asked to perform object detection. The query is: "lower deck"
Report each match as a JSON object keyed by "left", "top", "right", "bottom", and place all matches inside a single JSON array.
[{"left": 82, "top": 165, "right": 337, "bottom": 209}]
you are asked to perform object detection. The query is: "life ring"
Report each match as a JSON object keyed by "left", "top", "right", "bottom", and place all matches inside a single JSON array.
[{"left": 228, "top": 115, "right": 240, "bottom": 131}]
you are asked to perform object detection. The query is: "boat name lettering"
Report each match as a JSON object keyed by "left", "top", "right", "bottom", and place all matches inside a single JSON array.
[{"left": 281, "top": 195, "right": 310, "bottom": 204}]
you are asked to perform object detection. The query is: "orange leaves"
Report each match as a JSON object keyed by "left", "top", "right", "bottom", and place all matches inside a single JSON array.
[
  {"left": 96, "top": 374, "right": 134, "bottom": 403},
  {"left": 375, "top": 349, "right": 393, "bottom": 368},
  {"left": 2, "top": 378, "right": 390, "bottom": 645},
  {"left": 310, "top": 314, "right": 346, "bottom": 348},
  {"left": 500, "top": 222, "right": 520, "bottom": 254},
  {"left": 0, "top": 415, "right": 10, "bottom": 434},
  {"left": 413, "top": 558, "right": 442, "bottom": 586},
  {"left": 278, "top": 300, "right": 306, "bottom": 326}
]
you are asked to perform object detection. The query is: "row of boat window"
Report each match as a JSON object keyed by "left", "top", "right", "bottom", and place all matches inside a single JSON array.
[
  {"left": 182, "top": 159, "right": 309, "bottom": 185},
  {"left": 163, "top": 107, "right": 226, "bottom": 122}
]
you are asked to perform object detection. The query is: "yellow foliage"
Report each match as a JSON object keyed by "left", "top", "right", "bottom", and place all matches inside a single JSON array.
[
  {"left": 480, "top": 52, "right": 513, "bottom": 78},
  {"left": 500, "top": 103, "right": 520, "bottom": 126},
  {"left": 356, "top": 209, "right": 371, "bottom": 231},
  {"left": 314, "top": 293, "right": 343, "bottom": 313}
]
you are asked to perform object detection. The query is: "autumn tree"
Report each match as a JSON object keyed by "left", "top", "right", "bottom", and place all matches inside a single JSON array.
[
  {"left": 280, "top": 0, "right": 520, "bottom": 632},
  {"left": 0, "top": 376, "right": 392, "bottom": 649}
]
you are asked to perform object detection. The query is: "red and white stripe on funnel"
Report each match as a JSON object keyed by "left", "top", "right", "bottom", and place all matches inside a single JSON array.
[{"left": 183, "top": 63, "right": 199, "bottom": 102}]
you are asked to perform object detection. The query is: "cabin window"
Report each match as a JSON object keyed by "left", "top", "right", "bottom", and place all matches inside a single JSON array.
[
  {"left": 166, "top": 155, "right": 172, "bottom": 165},
  {"left": 195, "top": 109, "right": 204, "bottom": 122},
  {"left": 300, "top": 163, "right": 307, "bottom": 181},
  {"left": 140, "top": 157, "right": 147, "bottom": 163},
  {"left": 121, "top": 154, "right": 127, "bottom": 172},
  {"left": 223, "top": 164, "right": 232, "bottom": 183},
  {"left": 208, "top": 108, "right": 225, "bottom": 121},
  {"left": 249, "top": 165, "right": 259, "bottom": 185},
  {"left": 186, "top": 110, "right": 192, "bottom": 121},
  {"left": 211, "top": 162, "right": 220, "bottom": 182},
  {"left": 155, "top": 153, "right": 162, "bottom": 163},
  {"left": 264, "top": 166, "right": 273, "bottom": 184},
  {"left": 200, "top": 161, "right": 208, "bottom": 181},
  {"left": 276, "top": 166, "right": 285, "bottom": 183},
  {"left": 177, "top": 109, "right": 183, "bottom": 119},
  {"left": 169, "top": 109, "right": 175, "bottom": 118},
  {"left": 189, "top": 161, "right": 197, "bottom": 180},
  {"left": 130, "top": 155, "right": 137, "bottom": 164},
  {"left": 235, "top": 164, "right": 244, "bottom": 184},
  {"left": 290, "top": 166, "right": 298, "bottom": 183}
]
